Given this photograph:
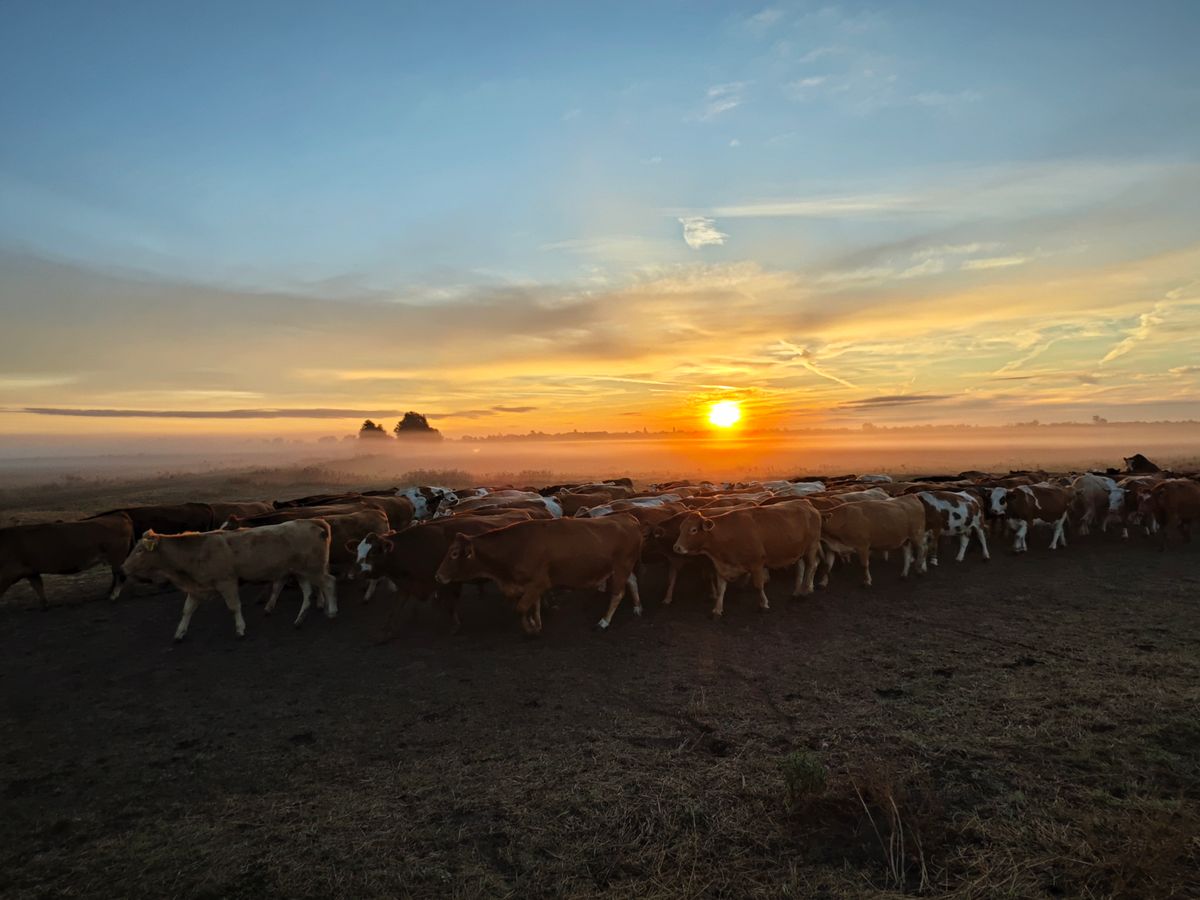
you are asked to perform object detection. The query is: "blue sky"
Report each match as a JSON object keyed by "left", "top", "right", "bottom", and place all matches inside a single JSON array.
[{"left": 1, "top": 1, "right": 1199, "bottom": 436}]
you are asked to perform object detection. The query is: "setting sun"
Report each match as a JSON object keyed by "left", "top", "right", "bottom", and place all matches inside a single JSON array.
[{"left": 708, "top": 400, "right": 742, "bottom": 428}]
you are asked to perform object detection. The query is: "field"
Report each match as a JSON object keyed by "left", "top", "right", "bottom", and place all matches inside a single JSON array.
[{"left": 1, "top": 470, "right": 1198, "bottom": 899}]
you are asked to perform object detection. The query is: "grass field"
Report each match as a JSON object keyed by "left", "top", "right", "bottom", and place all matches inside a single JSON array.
[{"left": 1, "top": 470, "right": 1198, "bottom": 898}]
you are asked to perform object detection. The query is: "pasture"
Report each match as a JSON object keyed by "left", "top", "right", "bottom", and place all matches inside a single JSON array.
[{"left": 0, "top": 471, "right": 1198, "bottom": 899}]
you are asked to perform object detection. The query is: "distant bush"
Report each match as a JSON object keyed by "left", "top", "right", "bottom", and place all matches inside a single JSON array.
[{"left": 779, "top": 750, "right": 827, "bottom": 808}]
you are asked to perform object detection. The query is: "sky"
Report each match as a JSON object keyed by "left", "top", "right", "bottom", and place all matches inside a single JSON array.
[{"left": 2, "top": 0, "right": 1199, "bottom": 441}]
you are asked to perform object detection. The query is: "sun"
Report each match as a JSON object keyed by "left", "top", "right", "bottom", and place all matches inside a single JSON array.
[{"left": 708, "top": 400, "right": 742, "bottom": 428}]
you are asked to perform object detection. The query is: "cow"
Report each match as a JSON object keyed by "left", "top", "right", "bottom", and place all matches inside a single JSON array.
[
  {"left": 987, "top": 483, "right": 1071, "bottom": 552},
  {"left": 817, "top": 496, "right": 927, "bottom": 587},
  {"left": 857, "top": 474, "right": 893, "bottom": 484},
  {"left": 1113, "top": 475, "right": 1162, "bottom": 537},
  {"left": 1124, "top": 453, "right": 1161, "bottom": 474},
  {"left": 556, "top": 492, "right": 615, "bottom": 516},
  {"left": 441, "top": 491, "right": 563, "bottom": 518},
  {"left": 645, "top": 511, "right": 716, "bottom": 607},
  {"left": 1138, "top": 478, "right": 1200, "bottom": 546},
  {"left": 351, "top": 510, "right": 537, "bottom": 632},
  {"left": 91, "top": 503, "right": 214, "bottom": 548},
  {"left": 1069, "top": 474, "right": 1124, "bottom": 536},
  {"left": 917, "top": 491, "right": 989, "bottom": 565},
  {"left": 671, "top": 501, "right": 822, "bottom": 617},
  {"left": 121, "top": 520, "right": 336, "bottom": 640},
  {"left": 575, "top": 495, "right": 681, "bottom": 517},
  {"left": 207, "top": 501, "right": 273, "bottom": 524},
  {"left": 435, "top": 516, "right": 643, "bottom": 634},
  {"left": 273, "top": 492, "right": 361, "bottom": 509},
  {"left": 0, "top": 513, "right": 134, "bottom": 608},
  {"left": 395, "top": 486, "right": 453, "bottom": 520}
]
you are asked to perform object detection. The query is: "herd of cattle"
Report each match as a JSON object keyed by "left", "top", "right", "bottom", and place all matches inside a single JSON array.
[{"left": 1, "top": 466, "right": 1198, "bottom": 640}]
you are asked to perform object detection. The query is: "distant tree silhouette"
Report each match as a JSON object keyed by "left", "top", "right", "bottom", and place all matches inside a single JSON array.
[
  {"left": 394, "top": 411, "right": 443, "bottom": 440},
  {"left": 359, "top": 419, "right": 390, "bottom": 439}
]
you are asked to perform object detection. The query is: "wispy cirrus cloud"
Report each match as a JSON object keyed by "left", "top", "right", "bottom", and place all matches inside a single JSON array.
[
  {"left": 698, "top": 82, "right": 748, "bottom": 120},
  {"left": 961, "top": 256, "right": 1028, "bottom": 271}
]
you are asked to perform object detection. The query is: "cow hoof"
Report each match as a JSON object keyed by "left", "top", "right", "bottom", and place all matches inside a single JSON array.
[
  {"left": 594, "top": 618, "right": 610, "bottom": 631},
  {"left": 633, "top": 606, "right": 643, "bottom": 617},
  {"left": 173, "top": 634, "right": 186, "bottom": 643}
]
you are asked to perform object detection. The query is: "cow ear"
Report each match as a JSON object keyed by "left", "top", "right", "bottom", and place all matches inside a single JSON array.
[
  {"left": 651, "top": 526, "right": 665, "bottom": 538},
  {"left": 344, "top": 540, "right": 357, "bottom": 553},
  {"left": 382, "top": 539, "right": 394, "bottom": 552},
  {"left": 702, "top": 518, "right": 715, "bottom": 532},
  {"left": 141, "top": 531, "right": 160, "bottom": 551}
]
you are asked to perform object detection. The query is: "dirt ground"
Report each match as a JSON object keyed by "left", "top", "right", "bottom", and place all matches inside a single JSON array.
[{"left": 1, "top": 488, "right": 1198, "bottom": 898}]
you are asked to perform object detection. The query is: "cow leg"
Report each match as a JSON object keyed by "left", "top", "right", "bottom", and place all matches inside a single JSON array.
[
  {"left": 753, "top": 567, "right": 769, "bottom": 611},
  {"left": 27, "top": 574, "right": 49, "bottom": 610},
  {"left": 321, "top": 574, "right": 338, "bottom": 619},
  {"left": 818, "top": 546, "right": 834, "bottom": 588},
  {"left": 293, "top": 579, "right": 316, "bottom": 627},
  {"left": 800, "top": 544, "right": 819, "bottom": 595},
  {"left": 857, "top": 547, "right": 872, "bottom": 587},
  {"left": 955, "top": 533, "right": 969, "bottom": 562},
  {"left": 927, "top": 531, "right": 939, "bottom": 567},
  {"left": 711, "top": 578, "right": 728, "bottom": 618},
  {"left": 216, "top": 582, "right": 246, "bottom": 637},
  {"left": 975, "top": 523, "right": 990, "bottom": 560},
  {"left": 626, "top": 573, "right": 642, "bottom": 617},
  {"left": 263, "top": 579, "right": 285, "bottom": 615},
  {"left": 1050, "top": 515, "right": 1067, "bottom": 550},
  {"left": 1009, "top": 519, "right": 1026, "bottom": 553},
  {"left": 107, "top": 565, "right": 125, "bottom": 601},
  {"left": 915, "top": 534, "right": 928, "bottom": 574},
  {"left": 597, "top": 576, "right": 628, "bottom": 630},
  {"left": 662, "top": 559, "right": 681, "bottom": 605},
  {"left": 900, "top": 544, "right": 913, "bottom": 579},
  {"left": 174, "top": 593, "right": 200, "bottom": 641},
  {"left": 792, "top": 559, "right": 805, "bottom": 596}
]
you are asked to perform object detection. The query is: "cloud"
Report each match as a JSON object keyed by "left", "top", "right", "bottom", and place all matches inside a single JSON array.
[
  {"left": 775, "top": 341, "right": 856, "bottom": 387},
  {"left": 699, "top": 82, "right": 748, "bottom": 120},
  {"left": 838, "top": 393, "right": 953, "bottom": 409},
  {"left": 1169, "top": 365, "right": 1200, "bottom": 376},
  {"left": 729, "top": 138, "right": 741, "bottom": 147},
  {"left": 561, "top": 108, "right": 582, "bottom": 121},
  {"left": 961, "top": 256, "right": 1028, "bottom": 271},
  {"left": 797, "top": 46, "right": 839, "bottom": 64},
  {"left": 912, "top": 90, "right": 983, "bottom": 108},
  {"left": 897, "top": 258, "right": 945, "bottom": 279},
  {"left": 678, "top": 217, "right": 728, "bottom": 249},
  {"left": 706, "top": 194, "right": 915, "bottom": 218},
  {"left": 1100, "top": 301, "right": 1169, "bottom": 364},
  {"left": 0, "top": 374, "right": 77, "bottom": 390},
  {"left": 911, "top": 242, "right": 1001, "bottom": 260},
  {"left": 492, "top": 405, "right": 537, "bottom": 413},
  {"left": 746, "top": 7, "right": 783, "bottom": 29},
  {"left": 641, "top": 155, "right": 663, "bottom": 165},
  {"left": 19, "top": 407, "right": 410, "bottom": 419},
  {"left": 788, "top": 75, "right": 829, "bottom": 97}
]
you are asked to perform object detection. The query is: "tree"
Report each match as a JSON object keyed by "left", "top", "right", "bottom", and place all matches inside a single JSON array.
[
  {"left": 394, "top": 411, "right": 443, "bottom": 440},
  {"left": 359, "top": 419, "right": 390, "bottom": 439}
]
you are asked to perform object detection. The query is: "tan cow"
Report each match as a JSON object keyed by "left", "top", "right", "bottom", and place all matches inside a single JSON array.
[
  {"left": 435, "top": 516, "right": 643, "bottom": 634},
  {"left": 817, "top": 495, "right": 927, "bottom": 587},
  {"left": 671, "top": 501, "right": 822, "bottom": 617},
  {"left": 0, "top": 513, "right": 134, "bottom": 608},
  {"left": 122, "top": 520, "right": 336, "bottom": 640},
  {"left": 986, "top": 483, "right": 1071, "bottom": 552},
  {"left": 1068, "top": 474, "right": 1124, "bottom": 535}
]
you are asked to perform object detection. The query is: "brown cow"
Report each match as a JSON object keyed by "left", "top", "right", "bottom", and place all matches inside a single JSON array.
[
  {"left": 1139, "top": 478, "right": 1200, "bottom": 545},
  {"left": 986, "top": 483, "right": 1070, "bottom": 552},
  {"left": 672, "top": 501, "right": 822, "bottom": 617},
  {"left": 645, "top": 510, "right": 716, "bottom": 607},
  {"left": 92, "top": 503, "right": 214, "bottom": 548},
  {"left": 122, "top": 519, "right": 336, "bottom": 639},
  {"left": 0, "top": 513, "right": 134, "bottom": 608},
  {"left": 817, "top": 496, "right": 927, "bottom": 587},
  {"left": 556, "top": 491, "right": 615, "bottom": 516},
  {"left": 435, "top": 516, "right": 643, "bottom": 634},
  {"left": 352, "top": 510, "right": 536, "bottom": 631},
  {"left": 207, "top": 501, "right": 273, "bottom": 526}
]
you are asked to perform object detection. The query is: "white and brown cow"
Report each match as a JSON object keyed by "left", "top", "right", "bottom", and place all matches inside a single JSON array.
[
  {"left": 1068, "top": 473, "right": 1124, "bottom": 535},
  {"left": 987, "top": 483, "right": 1071, "bottom": 552},
  {"left": 917, "top": 491, "right": 989, "bottom": 565},
  {"left": 122, "top": 519, "right": 336, "bottom": 640}
]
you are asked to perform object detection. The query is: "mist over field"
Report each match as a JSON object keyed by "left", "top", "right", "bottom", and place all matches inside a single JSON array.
[{"left": 1, "top": 422, "right": 1196, "bottom": 498}]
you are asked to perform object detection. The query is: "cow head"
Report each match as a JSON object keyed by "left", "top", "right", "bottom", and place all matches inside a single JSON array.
[
  {"left": 987, "top": 487, "right": 1009, "bottom": 518},
  {"left": 672, "top": 513, "right": 714, "bottom": 555},
  {"left": 348, "top": 532, "right": 393, "bottom": 580},
  {"left": 121, "top": 531, "right": 162, "bottom": 580},
  {"left": 435, "top": 533, "right": 480, "bottom": 584}
]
